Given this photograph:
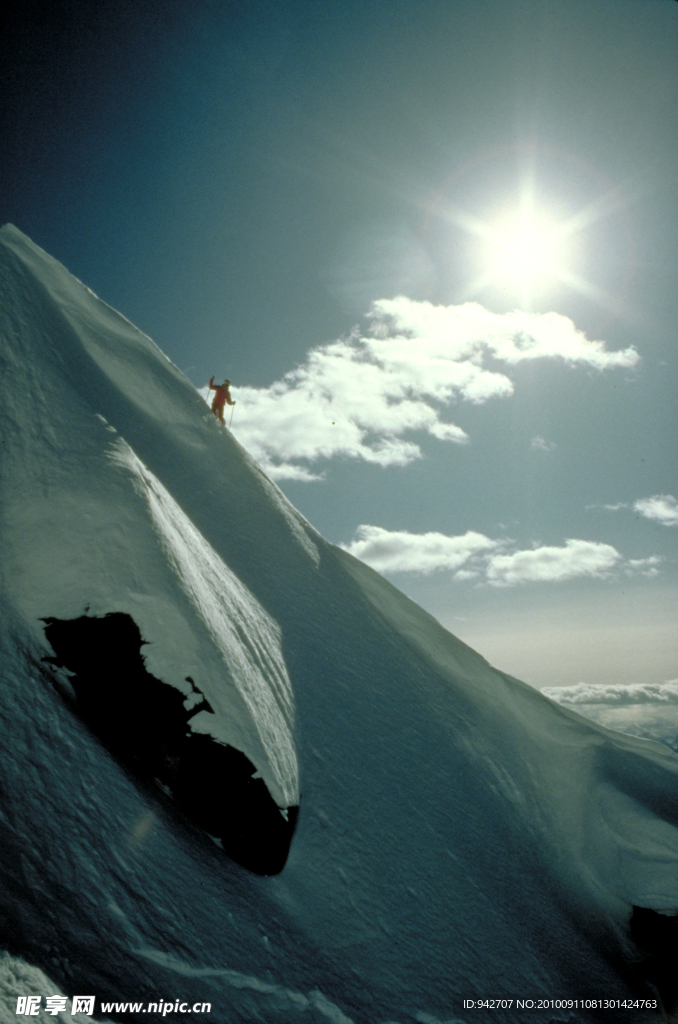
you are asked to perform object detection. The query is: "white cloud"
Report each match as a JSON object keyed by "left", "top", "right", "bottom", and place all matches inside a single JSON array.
[
  {"left": 633, "top": 494, "right": 678, "bottom": 527},
  {"left": 340, "top": 525, "right": 498, "bottom": 574},
  {"left": 543, "top": 680, "right": 678, "bottom": 707},
  {"left": 596, "top": 495, "right": 678, "bottom": 528},
  {"left": 368, "top": 297, "right": 639, "bottom": 370},
  {"left": 485, "top": 539, "right": 620, "bottom": 586},
  {"left": 220, "top": 298, "right": 638, "bottom": 479},
  {"left": 625, "top": 556, "right": 663, "bottom": 577},
  {"left": 341, "top": 527, "right": 659, "bottom": 587},
  {"left": 530, "top": 436, "right": 556, "bottom": 453}
]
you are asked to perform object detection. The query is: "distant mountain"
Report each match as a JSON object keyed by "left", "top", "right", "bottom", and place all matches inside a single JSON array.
[{"left": 2, "top": 224, "right": 677, "bottom": 1023}]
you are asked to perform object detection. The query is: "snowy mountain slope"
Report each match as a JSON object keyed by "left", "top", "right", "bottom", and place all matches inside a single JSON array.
[
  {"left": 2, "top": 223, "right": 678, "bottom": 1023},
  {"left": 0, "top": 225, "right": 305, "bottom": 815}
]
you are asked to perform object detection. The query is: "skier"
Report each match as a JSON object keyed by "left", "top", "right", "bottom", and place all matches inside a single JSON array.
[{"left": 208, "top": 377, "right": 235, "bottom": 426}]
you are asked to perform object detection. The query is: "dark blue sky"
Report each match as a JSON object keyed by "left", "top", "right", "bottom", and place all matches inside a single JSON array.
[
  {"left": 6, "top": 0, "right": 675, "bottom": 377},
  {"left": 3, "top": 0, "right": 677, "bottom": 690}
]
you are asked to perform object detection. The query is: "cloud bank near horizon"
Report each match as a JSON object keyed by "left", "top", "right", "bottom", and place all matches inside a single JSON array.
[
  {"left": 543, "top": 680, "right": 678, "bottom": 707},
  {"left": 542, "top": 681, "right": 678, "bottom": 750},
  {"left": 341, "top": 525, "right": 660, "bottom": 586},
  {"left": 222, "top": 297, "right": 638, "bottom": 480}
]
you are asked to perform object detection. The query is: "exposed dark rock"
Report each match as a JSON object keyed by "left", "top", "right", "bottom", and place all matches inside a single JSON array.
[
  {"left": 630, "top": 905, "right": 678, "bottom": 1014},
  {"left": 42, "top": 612, "right": 297, "bottom": 874}
]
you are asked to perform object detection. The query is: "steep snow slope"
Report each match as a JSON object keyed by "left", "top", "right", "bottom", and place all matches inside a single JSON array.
[{"left": 2, "top": 224, "right": 678, "bottom": 1023}]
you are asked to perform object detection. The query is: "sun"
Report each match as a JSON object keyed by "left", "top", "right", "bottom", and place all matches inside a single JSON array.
[
  {"left": 432, "top": 148, "right": 634, "bottom": 316},
  {"left": 489, "top": 211, "right": 565, "bottom": 282},
  {"left": 473, "top": 205, "right": 575, "bottom": 308}
]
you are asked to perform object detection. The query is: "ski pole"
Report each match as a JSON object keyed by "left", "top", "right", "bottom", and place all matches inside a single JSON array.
[{"left": 229, "top": 403, "right": 235, "bottom": 429}]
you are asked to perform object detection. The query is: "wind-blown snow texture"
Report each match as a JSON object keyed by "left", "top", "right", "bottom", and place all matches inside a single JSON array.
[{"left": 1, "top": 224, "right": 678, "bottom": 1023}]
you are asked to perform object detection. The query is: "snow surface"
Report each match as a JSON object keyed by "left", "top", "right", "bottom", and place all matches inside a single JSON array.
[{"left": 2, "top": 223, "right": 678, "bottom": 1022}]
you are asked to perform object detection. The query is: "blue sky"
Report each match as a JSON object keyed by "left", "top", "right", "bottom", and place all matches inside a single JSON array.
[{"left": 3, "top": 0, "right": 676, "bottom": 696}]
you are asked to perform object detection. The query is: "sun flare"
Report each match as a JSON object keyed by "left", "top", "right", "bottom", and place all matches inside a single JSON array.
[{"left": 435, "top": 149, "right": 633, "bottom": 316}]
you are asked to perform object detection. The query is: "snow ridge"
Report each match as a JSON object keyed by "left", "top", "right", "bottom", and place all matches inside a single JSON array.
[{"left": 109, "top": 438, "right": 298, "bottom": 807}]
